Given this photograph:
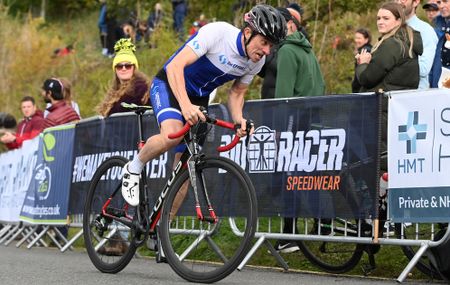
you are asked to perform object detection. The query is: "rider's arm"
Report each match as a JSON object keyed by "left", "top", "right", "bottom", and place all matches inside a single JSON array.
[
  {"left": 166, "top": 46, "right": 206, "bottom": 124},
  {"left": 228, "top": 81, "right": 250, "bottom": 137}
]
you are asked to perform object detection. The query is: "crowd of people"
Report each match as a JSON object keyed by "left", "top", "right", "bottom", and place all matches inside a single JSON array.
[
  {"left": 98, "top": 0, "right": 196, "bottom": 55},
  {"left": 2, "top": 0, "right": 450, "bottom": 254}
]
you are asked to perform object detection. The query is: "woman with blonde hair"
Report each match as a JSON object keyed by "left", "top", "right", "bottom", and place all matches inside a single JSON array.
[
  {"left": 355, "top": 2, "right": 423, "bottom": 92},
  {"left": 96, "top": 38, "right": 149, "bottom": 117},
  {"left": 356, "top": 2, "right": 423, "bottom": 174}
]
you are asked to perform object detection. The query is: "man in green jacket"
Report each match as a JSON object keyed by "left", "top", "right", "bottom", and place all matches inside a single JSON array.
[
  {"left": 275, "top": 8, "right": 325, "bottom": 98},
  {"left": 267, "top": 7, "right": 326, "bottom": 254}
]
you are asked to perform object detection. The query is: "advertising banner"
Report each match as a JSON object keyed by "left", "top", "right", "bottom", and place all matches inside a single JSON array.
[
  {"left": 214, "top": 96, "right": 380, "bottom": 219},
  {"left": 388, "top": 89, "right": 450, "bottom": 222},
  {"left": 69, "top": 113, "right": 166, "bottom": 215},
  {"left": 0, "top": 137, "right": 39, "bottom": 222},
  {"left": 71, "top": 95, "right": 380, "bottom": 219},
  {"left": 19, "top": 125, "right": 75, "bottom": 224}
]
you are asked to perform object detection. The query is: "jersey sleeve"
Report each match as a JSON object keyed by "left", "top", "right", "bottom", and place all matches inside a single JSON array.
[{"left": 185, "top": 23, "right": 222, "bottom": 58}]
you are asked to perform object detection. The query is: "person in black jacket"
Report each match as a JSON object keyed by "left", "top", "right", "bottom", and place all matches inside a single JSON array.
[
  {"left": 355, "top": 3, "right": 422, "bottom": 92},
  {"left": 351, "top": 28, "right": 372, "bottom": 93},
  {"left": 355, "top": 2, "right": 423, "bottom": 173}
]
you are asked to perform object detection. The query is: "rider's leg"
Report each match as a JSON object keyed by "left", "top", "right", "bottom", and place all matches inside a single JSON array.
[
  {"left": 138, "top": 119, "right": 184, "bottom": 166},
  {"left": 122, "top": 119, "right": 184, "bottom": 206}
]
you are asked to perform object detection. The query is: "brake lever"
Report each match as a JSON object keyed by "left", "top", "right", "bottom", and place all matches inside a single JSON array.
[
  {"left": 245, "top": 120, "right": 254, "bottom": 147},
  {"left": 234, "top": 120, "right": 254, "bottom": 147}
]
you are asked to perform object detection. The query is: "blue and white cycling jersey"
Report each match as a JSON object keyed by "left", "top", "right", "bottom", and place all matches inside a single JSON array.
[
  {"left": 150, "top": 21, "right": 264, "bottom": 128},
  {"left": 164, "top": 21, "right": 265, "bottom": 97}
]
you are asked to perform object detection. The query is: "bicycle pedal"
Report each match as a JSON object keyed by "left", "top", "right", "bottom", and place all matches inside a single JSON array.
[
  {"left": 146, "top": 235, "right": 158, "bottom": 251},
  {"left": 361, "top": 263, "right": 376, "bottom": 276}
]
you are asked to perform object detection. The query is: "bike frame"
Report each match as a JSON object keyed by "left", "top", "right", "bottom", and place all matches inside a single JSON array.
[{"left": 99, "top": 105, "right": 243, "bottom": 243}]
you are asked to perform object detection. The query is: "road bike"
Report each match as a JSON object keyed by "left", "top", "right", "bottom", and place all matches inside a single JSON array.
[{"left": 83, "top": 103, "right": 257, "bottom": 283}]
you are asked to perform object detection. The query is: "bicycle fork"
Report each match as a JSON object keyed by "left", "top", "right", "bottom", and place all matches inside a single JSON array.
[{"left": 187, "top": 156, "right": 218, "bottom": 224}]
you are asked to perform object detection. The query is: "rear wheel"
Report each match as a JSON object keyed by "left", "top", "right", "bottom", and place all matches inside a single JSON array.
[
  {"left": 298, "top": 218, "right": 365, "bottom": 273},
  {"left": 160, "top": 156, "right": 257, "bottom": 283},
  {"left": 83, "top": 156, "right": 137, "bottom": 273},
  {"left": 395, "top": 223, "right": 443, "bottom": 279}
]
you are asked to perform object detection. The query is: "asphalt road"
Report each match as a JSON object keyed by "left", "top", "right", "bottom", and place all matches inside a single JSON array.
[{"left": 0, "top": 245, "right": 440, "bottom": 285}]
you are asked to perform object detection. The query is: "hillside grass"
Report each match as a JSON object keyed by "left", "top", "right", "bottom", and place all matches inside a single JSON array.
[{"left": 0, "top": 3, "right": 377, "bottom": 120}]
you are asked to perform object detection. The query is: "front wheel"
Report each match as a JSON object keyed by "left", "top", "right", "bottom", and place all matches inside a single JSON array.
[
  {"left": 160, "top": 156, "right": 257, "bottom": 283},
  {"left": 83, "top": 156, "right": 137, "bottom": 273}
]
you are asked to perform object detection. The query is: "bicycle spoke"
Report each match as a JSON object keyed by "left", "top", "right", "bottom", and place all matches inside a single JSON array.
[
  {"left": 160, "top": 156, "right": 257, "bottom": 283},
  {"left": 83, "top": 157, "right": 138, "bottom": 273}
]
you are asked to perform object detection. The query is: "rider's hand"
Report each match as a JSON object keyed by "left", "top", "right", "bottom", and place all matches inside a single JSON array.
[
  {"left": 236, "top": 118, "right": 254, "bottom": 138},
  {"left": 181, "top": 103, "right": 206, "bottom": 125}
]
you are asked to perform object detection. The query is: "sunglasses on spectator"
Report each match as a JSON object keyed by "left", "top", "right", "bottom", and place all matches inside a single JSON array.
[{"left": 115, "top": 63, "right": 134, "bottom": 70}]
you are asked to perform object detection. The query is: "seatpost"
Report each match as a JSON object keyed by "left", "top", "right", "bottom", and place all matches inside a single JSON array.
[{"left": 136, "top": 111, "right": 145, "bottom": 150}]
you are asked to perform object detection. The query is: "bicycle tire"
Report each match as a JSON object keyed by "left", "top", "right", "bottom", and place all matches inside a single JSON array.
[
  {"left": 159, "top": 156, "right": 257, "bottom": 283},
  {"left": 395, "top": 223, "right": 442, "bottom": 279},
  {"left": 298, "top": 219, "right": 365, "bottom": 274},
  {"left": 83, "top": 156, "right": 137, "bottom": 273}
]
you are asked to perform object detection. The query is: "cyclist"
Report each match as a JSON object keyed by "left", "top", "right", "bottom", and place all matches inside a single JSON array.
[{"left": 121, "top": 4, "right": 287, "bottom": 206}]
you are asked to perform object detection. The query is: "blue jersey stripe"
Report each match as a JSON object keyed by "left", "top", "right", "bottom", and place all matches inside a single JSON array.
[{"left": 184, "top": 56, "right": 238, "bottom": 97}]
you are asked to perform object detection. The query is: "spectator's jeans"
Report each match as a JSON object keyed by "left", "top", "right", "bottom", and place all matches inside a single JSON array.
[{"left": 173, "top": 11, "right": 185, "bottom": 39}]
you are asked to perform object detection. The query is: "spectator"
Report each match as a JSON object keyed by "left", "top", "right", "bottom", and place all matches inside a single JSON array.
[
  {"left": 197, "top": 13, "right": 208, "bottom": 27},
  {"left": 172, "top": 0, "right": 188, "bottom": 41},
  {"left": 104, "top": 4, "right": 124, "bottom": 57},
  {"left": 42, "top": 78, "right": 80, "bottom": 129},
  {"left": 1, "top": 96, "right": 44, "bottom": 150},
  {"left": 423, "top": 1, "right": 440, "bottom": 23},
  {"left": 356, "top": 2, "right": 422, "bottom": 172},
  {"left": 396, "top": 0, "right": 438, "bottom": 89},
  {"left": 148, "top": 2, "right": 164, "bottom": 30},
  {"left": 52, "top": 44, "right": 74, "bottom": 58},
  {"left": 259, "top": 7, "right": 325, "bottom": 253},
  {"left": 189, "top": 21, "right": 200, "bottom": 36},
  {"left": 60, "top": 78, "right": 81, "bottom": 117},
  {"left": 352, "top": 28, "right": 372, "bottom": 93},
  {"left": 96, "top": 38, "right": 149, "bottom": 117},
  {"left": 355, "top": 2, "right": 422, "bottom": 92},
  {"left": 44, "top": 78, "right": 80, "bottom": 118},
  {"left": 287, "top": 2, "right": 309, "bottom": 40},
  {"left": 0, "top": 112, "right": 17, "bottom": 132},
  {"left": 135, "top": 20, "right": 151, "bottom": 47},
  {"left": 428, "top": 0, "right": 448, "bottom": 87},
  {"left": 98, "top": 0, "right": 108, "bottom": 56},
  {"left": 40, "top": 78, "right": 80, "bottom": 242},
  {"left": 432, "top": 0, "right": 450, "bottom": 85},
  {"left": 274, "top": 8, "right": 325, "bottom": 99},
  {"left": 259, "top": 7, "right": 312, "bottom": 99},
  {"left": 96, "top": 38, "right": 149, "bottom": 256},
  {"left": 122, "top": 22, "right": 136, "bottom": 43}
]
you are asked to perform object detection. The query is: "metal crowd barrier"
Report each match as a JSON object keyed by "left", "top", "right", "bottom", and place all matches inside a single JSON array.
[{"left": 229, "top": 217, "right": 450, "bottom": 283}]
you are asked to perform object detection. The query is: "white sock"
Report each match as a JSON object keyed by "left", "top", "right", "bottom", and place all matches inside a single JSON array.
[{"left": 128, "top": 156, "right": 144, "bottom": 174}]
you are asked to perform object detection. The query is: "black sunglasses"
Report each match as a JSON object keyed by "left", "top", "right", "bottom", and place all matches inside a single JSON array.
[{"left": 115, "top": 63, "right": 135, "bottom": 70}]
